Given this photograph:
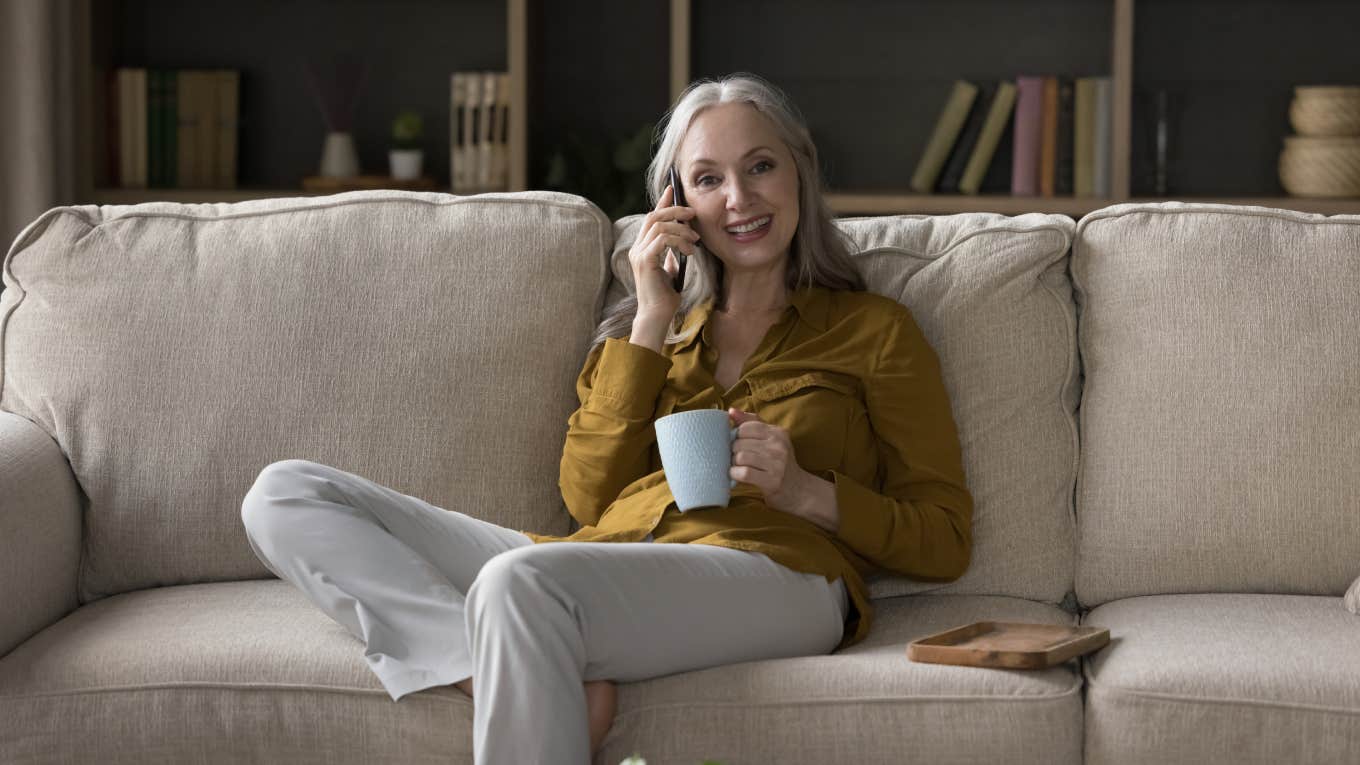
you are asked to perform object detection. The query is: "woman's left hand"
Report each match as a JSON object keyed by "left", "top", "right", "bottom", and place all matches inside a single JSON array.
[{"left": 728, "top": 408, "right": 814, "bottom": 519}]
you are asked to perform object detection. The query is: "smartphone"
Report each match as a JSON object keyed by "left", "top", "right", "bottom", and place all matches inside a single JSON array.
[{"left": 668, "top": 164, "right": 690, "bottom": 292}]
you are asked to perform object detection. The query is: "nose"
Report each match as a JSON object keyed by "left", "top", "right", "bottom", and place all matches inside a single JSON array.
[{"left": 724, "top": 175, "right": 754, "bottom": 212}]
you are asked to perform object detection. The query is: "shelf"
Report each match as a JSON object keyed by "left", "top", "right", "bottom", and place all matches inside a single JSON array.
[
  {"left": 826, "top": 192, "right": 1360, "bottom": 217},
  {"left": 827, "top": 192, "right": 1117, "bottom": 217},
  {"left": 77, "top": 0, "right": 529, "bottom": 201},
  {"left": 88, "top": 188, "right": 333, "bottom": 205}
]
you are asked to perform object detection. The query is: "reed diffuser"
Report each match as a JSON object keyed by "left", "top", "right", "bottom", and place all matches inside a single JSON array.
[{"left": 303, "top": 54, "right": 369, "bottom": 178}]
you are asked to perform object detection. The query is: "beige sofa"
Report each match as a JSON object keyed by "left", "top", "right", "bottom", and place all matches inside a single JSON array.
[{"left": 1, "top": 190, "right": 1356, "bottom": 764}]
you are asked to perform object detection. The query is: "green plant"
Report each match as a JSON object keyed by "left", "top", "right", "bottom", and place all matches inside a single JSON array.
[
  {"left": 543, "top": 122, "right": 654, "bottom": 219},
  {"left": 391, "top": 110, "right": 423, "bottom": 150}
]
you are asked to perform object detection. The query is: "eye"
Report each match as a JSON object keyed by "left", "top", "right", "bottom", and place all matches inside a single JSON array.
[
  {"left": 695, "top": 175, "right": 718, "bottom": 187},
  {"left": 751, "top": 160, "right": 773, "bottom": 173}
]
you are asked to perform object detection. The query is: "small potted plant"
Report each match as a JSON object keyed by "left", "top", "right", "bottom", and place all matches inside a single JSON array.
[{"left": 389, "top": 109, "right": 424, "bottom": 180}]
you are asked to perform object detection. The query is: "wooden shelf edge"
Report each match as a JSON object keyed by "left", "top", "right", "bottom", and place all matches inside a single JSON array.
[{"left": 827, "top": 192, "right": 1360, "bottom": 217}]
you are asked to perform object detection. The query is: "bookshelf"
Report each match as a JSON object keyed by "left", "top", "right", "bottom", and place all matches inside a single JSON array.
[
  {"left": 75, "top": 0, "right": 529, "bottom": 205},
  {"left": 670, "top": 0, "right": 1360, "bottom": 217}
]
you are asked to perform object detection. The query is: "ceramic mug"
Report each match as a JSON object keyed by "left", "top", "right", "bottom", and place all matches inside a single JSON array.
[{"left": 654, "top": 409, "right": 738, "bottom": 511}]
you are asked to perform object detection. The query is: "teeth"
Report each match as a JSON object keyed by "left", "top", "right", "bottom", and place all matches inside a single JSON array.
[{"left": 727, "top": 216, "right": 770, "bottom": 234}]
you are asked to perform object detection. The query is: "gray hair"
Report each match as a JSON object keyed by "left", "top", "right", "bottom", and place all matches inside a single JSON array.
[{"left": 587, "top": 72, "right": 864, "bottom": 355}]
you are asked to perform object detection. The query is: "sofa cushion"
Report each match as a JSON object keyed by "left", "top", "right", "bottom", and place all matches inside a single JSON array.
[
  {"left": 0, "top": 580, "right": 474, "bottom": 763},
  {"left": 0, "top": 190, "right": 613, "bottom": 603},
  {"left": 0, "top": 582, "right": 1081, "bottom": 765},
  {"left": 610, "top": 212, "right": 1080, "bottom": 604},
  {"left": 1082, "top": 594, "right": 1360, "bottom": 765},
  {"left": 1072, "top": 202, "right": 1360, "bottom": 606}
]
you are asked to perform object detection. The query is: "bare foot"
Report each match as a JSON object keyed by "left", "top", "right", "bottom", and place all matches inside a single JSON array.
[
  {"left": 584, "top": 679, "right": 617, "bottom": 755},
  {"left": 452, "top": 676, "right": 616, "bottom": 755}
]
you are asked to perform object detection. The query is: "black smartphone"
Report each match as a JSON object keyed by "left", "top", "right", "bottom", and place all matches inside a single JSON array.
[{"left": 668, "top": 164, "right": 689, "bottom": 292}]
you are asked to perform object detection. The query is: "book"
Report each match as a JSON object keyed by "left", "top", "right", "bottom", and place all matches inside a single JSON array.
[
  {"left": 450, "top": 73, "right": 466, "bottom": 192},
  {"left": 1056, "top": 77, "right": 1074, "bottom": 195},
  {"left": 1039, "top": 76, "right": 1059, "bottom": 197},
  {"left": 938, "top": 81, "right": 996, "bottom": 193},
  {"left": 1074, "top": 78, "right": 1098, "bottom": 196},
  {"left": 119, "top": 68, "right": 149, "bottom": 188},
  {"left": 910, "top": 80, "right": 978, "bottom": 193},
  {"left": 215, "top": 70, "right": 239, "bottom": 188},
  {"left": 1011, "top": 76, "right": 1044, "bottom": 196},
  {"left": 959, "top": 81, "right": 1018, "bottom": 195},
  {"left": 1093, "top": 77, "right": 1112, "bottom": 197},
  {"left": 478, "top": 72, "right": 497, "bottom": 190},
  {"left": 495, "top": 72, "right": 510, "bottom": 190}
]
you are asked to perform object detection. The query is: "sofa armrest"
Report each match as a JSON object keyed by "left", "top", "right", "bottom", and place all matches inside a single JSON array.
[{"left": 0, "top": 410, "right": 81, "bottom": 658}]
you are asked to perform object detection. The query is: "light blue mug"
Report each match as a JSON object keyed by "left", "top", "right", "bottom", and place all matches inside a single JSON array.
[{"left": 654, "top": 409, "right": 738, "bottom": 512}]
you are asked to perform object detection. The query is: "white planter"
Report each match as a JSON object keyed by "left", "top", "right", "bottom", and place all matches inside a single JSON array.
[
  {"left": 319, "top": 132, "right": 360, "bottom": 178},
  {"left": 389, "top": 149, "right": 424, "bottom": 180}
]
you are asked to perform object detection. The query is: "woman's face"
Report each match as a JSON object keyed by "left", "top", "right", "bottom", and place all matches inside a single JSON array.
[{"left": 675, "top": 103, "right": 801, "bottom": 277}]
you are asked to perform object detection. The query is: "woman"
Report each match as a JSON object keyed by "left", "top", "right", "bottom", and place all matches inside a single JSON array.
[{"left": 240, "top": 72, "right": 972, "bottom": 764}]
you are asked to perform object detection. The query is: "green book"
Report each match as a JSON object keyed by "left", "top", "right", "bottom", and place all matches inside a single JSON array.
[
  {"left": 960, "top": 81, "right": 1018, "bottom": 195},
  {"left": 910, "top": 80, "right": 978, "bottom": 193}
]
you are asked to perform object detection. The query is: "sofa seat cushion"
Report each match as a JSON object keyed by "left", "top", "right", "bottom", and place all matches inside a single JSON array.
[
  {"left": 600, "top": 594, "right": 1083, "bottom": 765},
  {"left": 0, "top": 580, "right": 474, "bottom": 764},
  {"left": 0, "top": 582, "right": 1082, "bottom": 764},
  {"left": 1082, "top": 594, "right": 1360, "bottom": 765}
]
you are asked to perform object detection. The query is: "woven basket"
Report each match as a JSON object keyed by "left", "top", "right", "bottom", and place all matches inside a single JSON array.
[
  {"left": 1289, "top": 94, "right": 1360, "bottom": 136},
  {"left": 1279, "top": 137, "right": 1360, "bottom": 197}
]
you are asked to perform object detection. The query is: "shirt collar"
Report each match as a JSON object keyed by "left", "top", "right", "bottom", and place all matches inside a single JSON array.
[{"left": 671, "top": 285, "right": 828, "bottom": 352}]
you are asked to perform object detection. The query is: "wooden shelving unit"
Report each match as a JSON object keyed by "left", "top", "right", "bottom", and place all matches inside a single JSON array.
[
  {"left": 76, "top": 0, "right": 528, "bottom": 206},
  {"left": 73, "top": 0, "right": 1360, "bottom": 217},
  {"left": 669, "top": 0, "right": 1360, "bottom": 217}
]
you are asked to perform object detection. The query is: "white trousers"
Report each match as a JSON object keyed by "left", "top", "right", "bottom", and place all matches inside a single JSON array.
[{"left": 239, "top": 459, "right": 849, "bottom": 765}]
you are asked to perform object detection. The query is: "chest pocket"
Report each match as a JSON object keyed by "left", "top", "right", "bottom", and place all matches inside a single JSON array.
[{"left": 744, "top": 371, "right": 864, "bottom": 474}]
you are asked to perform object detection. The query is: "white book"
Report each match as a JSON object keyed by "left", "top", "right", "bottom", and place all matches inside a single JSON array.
[
  {"left": 495, "top": 72, "right": 510, "bottom": 190},
  {"left": 451, "top": 72, "right": 467, "bottom": 190},
  {"left": 462, "top": 73, "right": 482, "bottom": 192},
  {"left": 1093, "top": 77, "right": 1112, "bottom": 198},
  {"left": 477, "top": 71, "right": 497, "bottom": 190}
]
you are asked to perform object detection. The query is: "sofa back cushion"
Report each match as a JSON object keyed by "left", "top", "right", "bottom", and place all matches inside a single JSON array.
[
  {"left": 609, "top": 211, "right": 1079, "bottom": 604},
  {"left": 0, "top": 190, "right": 613, "bottom": 603},
  {"left": 1072, "top": 202, "right": 1360, "bottom": 606}
]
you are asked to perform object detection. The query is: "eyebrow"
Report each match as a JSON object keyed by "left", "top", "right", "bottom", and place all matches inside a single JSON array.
[{"left": 688, "top": 146, "right": 775, "bottom": 167}]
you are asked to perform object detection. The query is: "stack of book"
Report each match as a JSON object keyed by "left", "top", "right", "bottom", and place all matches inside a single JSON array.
[
  {"left": 450, "top": 71, "right": 510, "bottom": 194},
  {"left": 109, "top": 67, "right": 240, "bottom": 189},
  {"left": 911, "top": 76, "right": 1112, "bottom": 197}
]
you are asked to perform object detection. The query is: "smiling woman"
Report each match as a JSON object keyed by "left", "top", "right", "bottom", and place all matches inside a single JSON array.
[{"left": 241, "top": 72, "right": 973, "bottom": 765}]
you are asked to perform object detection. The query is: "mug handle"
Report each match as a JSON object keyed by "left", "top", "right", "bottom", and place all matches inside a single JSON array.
[{"left": 728, "top": 426, "right": 738, "bottom": 488}]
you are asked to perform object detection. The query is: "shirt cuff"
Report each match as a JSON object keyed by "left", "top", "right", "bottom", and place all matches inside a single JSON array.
[
  {"left": 585, "top": 337, "right": 673, "bottom": 420},
  {"left": 827, "top": 469, "right": 892, "bottom": 559}
]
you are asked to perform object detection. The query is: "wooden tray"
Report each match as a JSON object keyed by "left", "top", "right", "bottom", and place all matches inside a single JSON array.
[{"left": 907, "top": 621, "right": 1110, "bottom": 669}]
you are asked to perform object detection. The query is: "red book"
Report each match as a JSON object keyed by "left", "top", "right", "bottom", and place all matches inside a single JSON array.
[
  {"left": 1039, "top": 76, "right": 1059, "bottom": 197},
  {"left": 1011, "top": 76, "right": 1045, "bottom": 196}
]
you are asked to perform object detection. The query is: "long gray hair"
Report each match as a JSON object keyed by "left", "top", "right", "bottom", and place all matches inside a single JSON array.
[{"left": 588, "top": 72, "right": 864, "bottom": 354}]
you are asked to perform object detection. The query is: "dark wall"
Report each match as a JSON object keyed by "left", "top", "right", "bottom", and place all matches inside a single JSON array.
[{"left": 106, "top": 0, "right": 1360, "bottom": 201}]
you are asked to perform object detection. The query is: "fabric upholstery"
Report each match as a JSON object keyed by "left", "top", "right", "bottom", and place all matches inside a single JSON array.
[
  {"left": 609, "top": 211, "right": 1080, "bottom": 605},
  {"left": 0, "top": 581, "right": 1081, "bottom": 765},
  {"left": 0, "top": 190, "right": 614, "bottom": 603},
  {"left": 1071, "top": 202, "right": 1360, "bottom": 606},
  {"left": 1082, "top": 593, "right": 1360, "bottom": 764},
  {"left": 0, "top": 410, "right": 81, "bottom": 657}
]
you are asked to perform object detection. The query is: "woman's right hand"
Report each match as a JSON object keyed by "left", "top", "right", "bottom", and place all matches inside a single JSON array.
[{"left": 630, "top": 183, "right": 700, "bottom": 324}]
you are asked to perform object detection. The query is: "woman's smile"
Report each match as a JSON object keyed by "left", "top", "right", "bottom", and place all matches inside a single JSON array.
[{"left": 726, "top": 214, "right": 773, "bottom": 241}]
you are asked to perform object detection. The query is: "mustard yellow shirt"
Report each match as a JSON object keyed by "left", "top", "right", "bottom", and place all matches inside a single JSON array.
[{"left": 521, "top": 285, "right": 973, "bottom": 650}]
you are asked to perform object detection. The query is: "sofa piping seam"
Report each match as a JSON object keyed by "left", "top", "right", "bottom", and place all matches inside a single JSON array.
[{"left": 1087, "top": 679, "right": 1360, "bottom": 717}]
